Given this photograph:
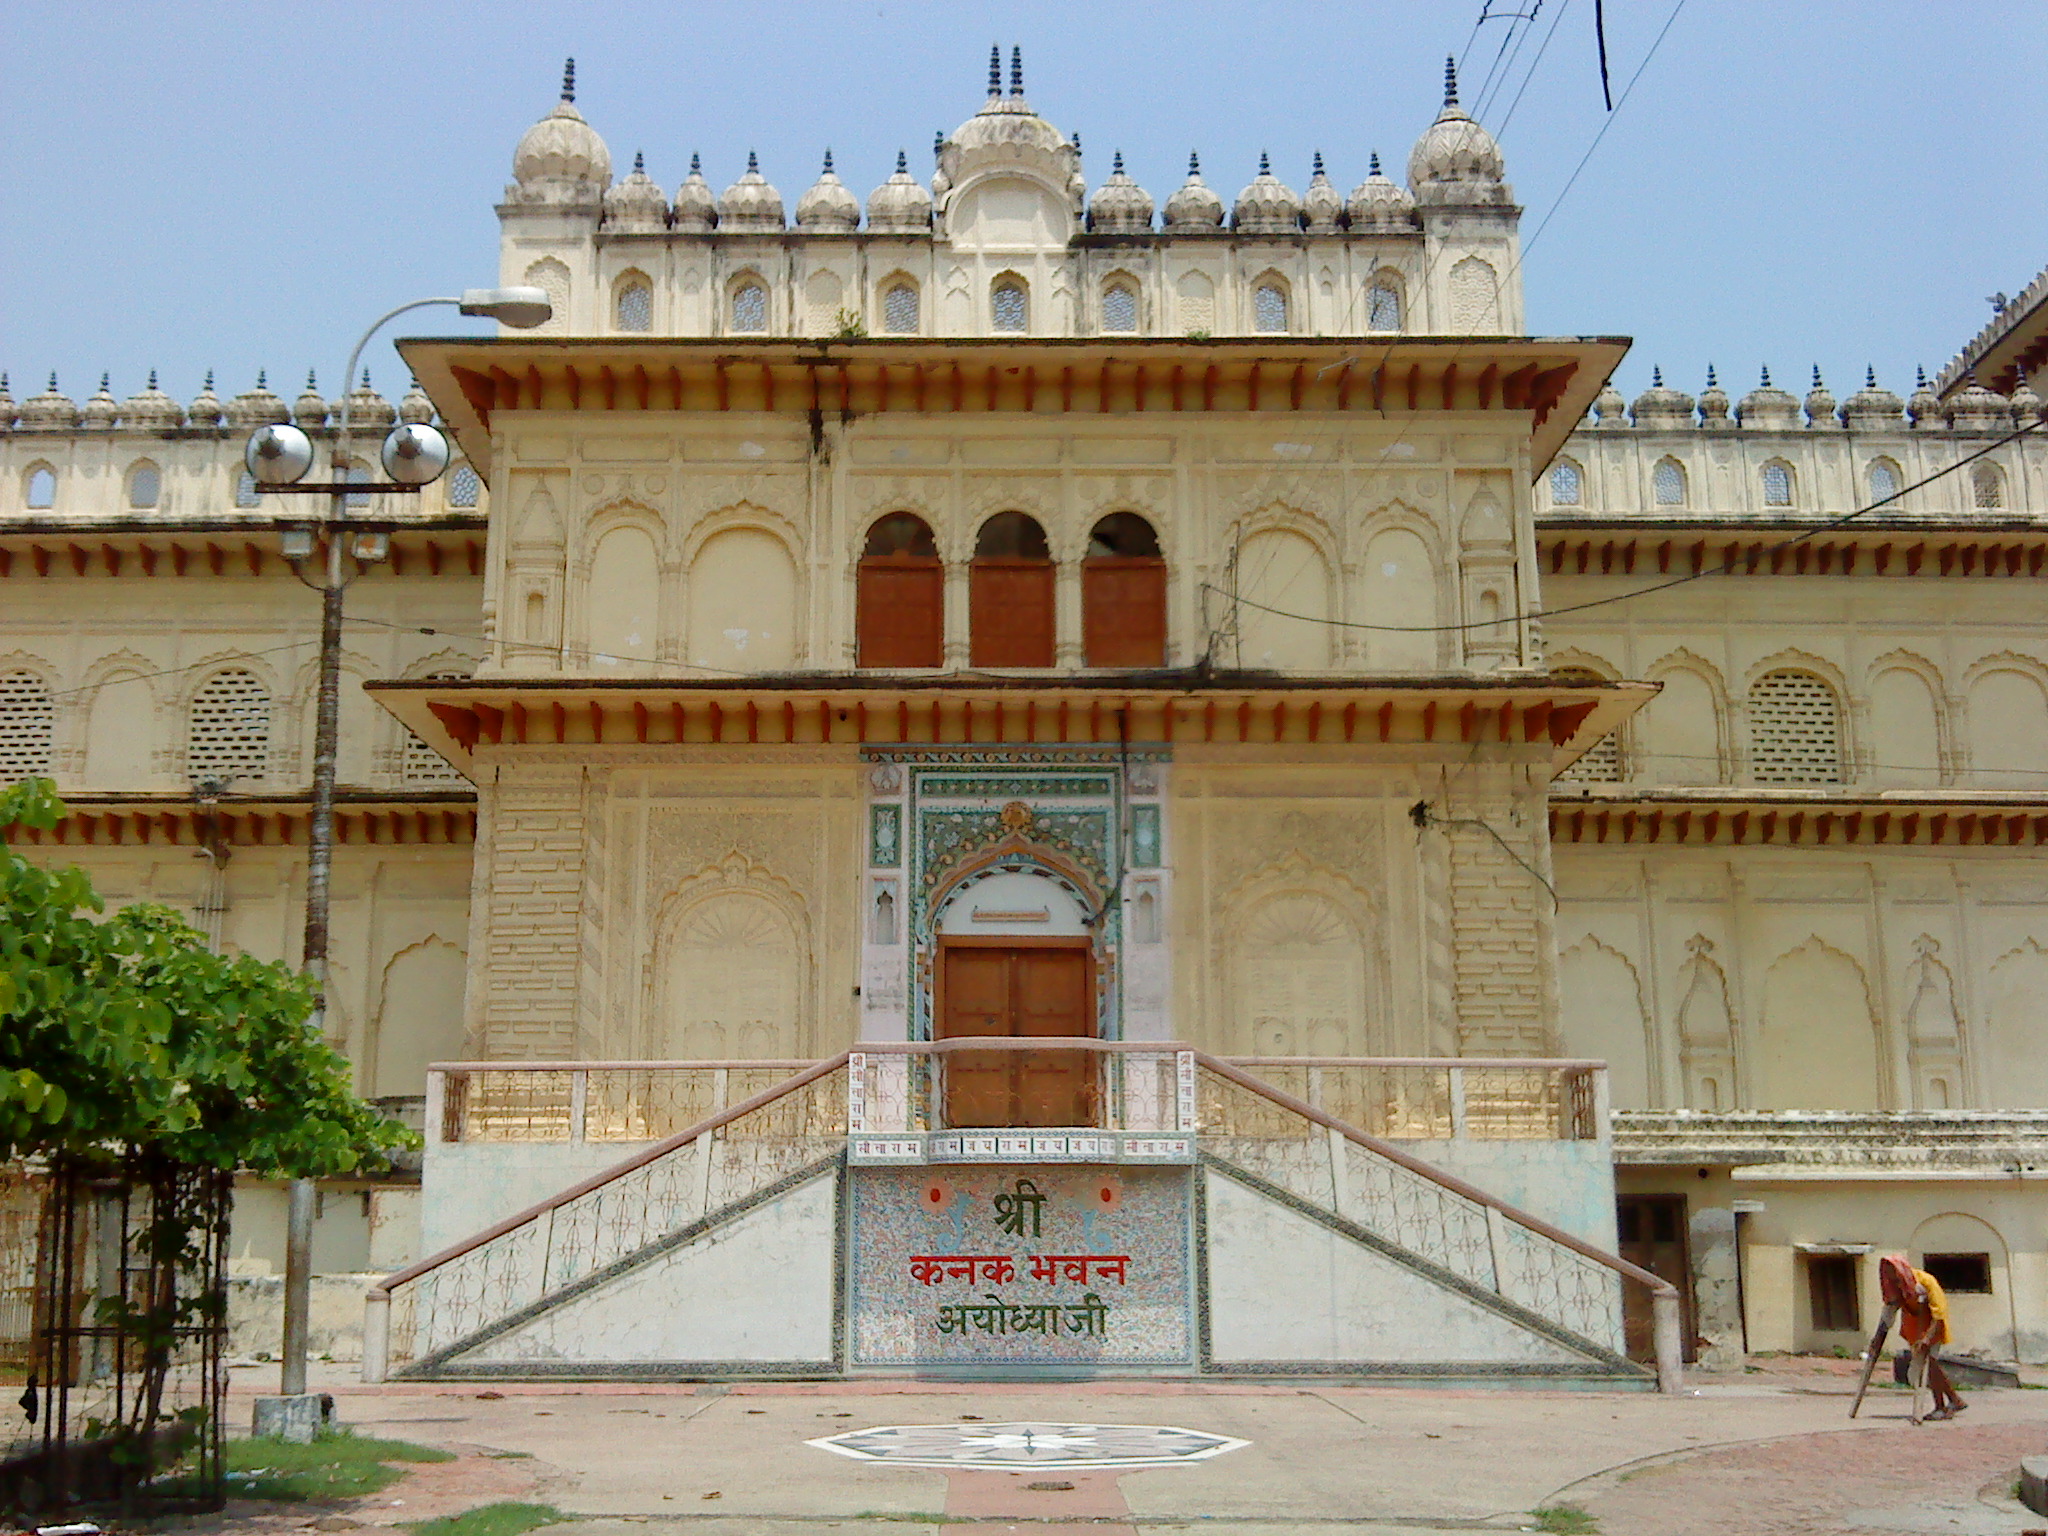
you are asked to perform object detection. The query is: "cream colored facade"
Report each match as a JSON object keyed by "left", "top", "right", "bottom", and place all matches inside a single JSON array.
[{"left": 5, "top": 59, "right": 2048, "bottom": 1362}]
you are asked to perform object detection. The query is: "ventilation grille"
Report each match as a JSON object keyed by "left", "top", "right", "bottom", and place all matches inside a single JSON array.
[
  {"left": 1101, "top": 286, "right": 1136, "bottom": 333},
  {"left": 402, "top": 673, "right": 470, "bottom": 785},
  {"left": 0, "top": 671, "right": 55, "bottom": 780},
  {"left": 882, "top": 284, "right": 919, "bottom": 334},
  {"left": 186, "top": 669, "right": 271, "bottom": 782},
  {"left": 1367, "top": 286, "right": 1401, "bottom": 332},
  {"left": 615, "top": 284, "right": 652, "bottom": 333},
  {"left": 447, "top": 465, "right": 480, "bottom": 509},
  {"left": 1749, "top": 671, "right": 1840, "bottom": 784},
  {"left": 1552, "top": 670, "right": 1622, "bottom": 782}
]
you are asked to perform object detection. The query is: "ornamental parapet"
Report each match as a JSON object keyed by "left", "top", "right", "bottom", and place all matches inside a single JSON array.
[{"left": 1612, "top": 1109, "right": 2048, "bottom": 1172}]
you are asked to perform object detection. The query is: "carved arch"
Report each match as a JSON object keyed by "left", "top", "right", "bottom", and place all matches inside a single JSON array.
[
  {"left": 647, "top": 852, "right": 814, "bottom": 1059},
  {"left": 575, "top": 497, "right": 672, "bottom": 569}
]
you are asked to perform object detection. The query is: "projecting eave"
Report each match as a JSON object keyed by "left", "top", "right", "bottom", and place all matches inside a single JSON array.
[{"left": 398, "top": 334, "right": 1629, "bottom": 483}]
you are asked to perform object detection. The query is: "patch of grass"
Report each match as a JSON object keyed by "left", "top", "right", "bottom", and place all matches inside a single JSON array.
[
  {"left": 406, "top": 1501, "right": 568, "bottom": 1536},
  {"left": 1531, "top": 1504, "right": 1599, "bottom": 1535},
  {"left": 225, "top": 1430, "right": 455, "bottom": 1502}
]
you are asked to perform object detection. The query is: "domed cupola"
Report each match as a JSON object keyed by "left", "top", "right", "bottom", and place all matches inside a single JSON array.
[
  {"left": 188, "top": 371, "right": 223, "bottom": 430},
  {"left": 0, "top": 375, "right": 17, "bottom": 432},
  {"left": 19, "top": 373, "right": 79, "bottom": 431},
  {"left": 1407, "top": 57, "right": 1511, "bottom": 207},
  {"left": 1088, "top": 151, "right": 1154, "bottom": 234},
  {"left": 293, "top": 370, "right": 328, "bottom": 430},
  {"left": 604, "top": 151, "right": 669, "bottom": 232},
  {"left": 82, "top": 373, "right": 120, "bottom": 430},
  {"left": 1947, "top": 370, "right": 2010, "bottom": 431},
  {"left": 1840, "top": 366, "right": 1904, "bottom": 430},
  {"left": 1735, "top": 365, "right": 1800, "bottom": 428},
  {"left": 226, "top": 371, "right": 288, "bottom": 430},
  {"left": 1347, "top": 152, "right": 1417, "bottom": 233},
  {"left": 509, "top": 60, "right": 613, "bottom": 204},
  {"left": 2009, "top": 366, "right": 2043, "bottom": 424},
  {"left": 1301, "top": 153, "right": 1344, "bottom": 234},
  {"left": 1164, "top": 151, "right": 1225, "bottom": 231},
  {"left": 122, "top": 370, "right": 184, "bottom": 431},
  {"left": 1631, "top": 367, "right": 1696, "bottom": 428},
  {"left": 1233, "top": 152, "right": 1300, "bottom": 234},
  {"left": 344, "top": 370, "right": 395, "bottom": 430},
  {"left": 1803, "top": 366, "right": 1840, "bottom": 429},
  {"left": 1697, "top": 365, "right": 1730, "bottom": 426},
  {"left": 399, "top": 377, "right": 435, "bottom": 426},
  {"left": 719, "top": 151, "right": 786, "bottom": 232},
  {"left": 1591, "top": 378, "right": 1628, "bottom": 427},
  {"left": 1908, "top": 367, "right": 1944, "bottom": 429},
  {"left": 672, "top": 154, "right": 718, "bottom": 232},
  {"left": 866, "top": 150, "right": 934, "bottom": 233},
  {"left": 937, "top": 46, "right": 1081, "bottom": 214},
  {"left": 795, "top": 150, "right": 862, "bottom": 231}
]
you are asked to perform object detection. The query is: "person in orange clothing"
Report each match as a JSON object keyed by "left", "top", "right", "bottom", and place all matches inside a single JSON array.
[{"left": 1879, "top": 1254, "right": 1966, "bottom": 1423}]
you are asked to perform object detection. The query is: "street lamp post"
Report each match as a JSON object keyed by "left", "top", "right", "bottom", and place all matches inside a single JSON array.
[{"left": 245, "top": 287, "right": 550, "bottom": 1431}]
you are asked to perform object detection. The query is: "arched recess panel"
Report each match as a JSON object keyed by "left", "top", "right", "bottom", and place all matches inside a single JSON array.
[
  {"left": 372, "top": 939, "right": 468, "bottom": 1099},
  {"left": 1985, "top": 942, "right": 2048, "bottom": 1106},
  {"left": 586, "top": 525, "right": 661, "bottom": 670},
  {"left": 1643, "top": 670, "right": 1721, "bottom": 785},
  {"left": 1557, "top": 939, "right": 1651, "bottom": 1108},
  {"left": 1082, "top": 514, "right": 1166, "bottom": 667},
  {"left": 1868, "top": 669, "right": 1941, "bottom": 786},
  {"left": 858, "top": 514, "right": 943, "bottom": 667},
  {"left": 970, "top": 514, "right": 1054, "bottom": 668},
  {"left": 660, "top": 892, "right": 803, "bottom": 1058},
  {"left": 85, "top": 673, "right": 152, "bottom": 786},
  {"left": 688, "top": 528, "right": 797, "bottom": 672},
  {"left": 1224, "top": 890, "right": 1371, "bottom": 1056},
  {"left": 1359, "top": 527, "right": 1434, "bottom": 670},
  {"left": 1969, "top": 670, "right": 2048, "bottom": 789},
  {"left": 1756, "top": 941, "right": 1880, "bottom": 1110},
  {"left": 1236, "top": 529, "right": 1331, "bottom": 670}
]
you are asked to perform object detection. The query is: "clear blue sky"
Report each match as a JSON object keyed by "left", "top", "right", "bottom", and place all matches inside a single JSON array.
[{"left": 3, "top": 1, "right": 2042, "bottom": 410}]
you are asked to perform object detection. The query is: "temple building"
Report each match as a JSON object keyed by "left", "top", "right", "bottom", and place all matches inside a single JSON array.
[{"left": 3, "top": 52, "right": 2046, "bottom": 1376}]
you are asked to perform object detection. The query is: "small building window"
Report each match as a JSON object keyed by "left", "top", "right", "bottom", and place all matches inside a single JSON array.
[
  {"left": 1367, "top": 283, "right": 1402, "bottom": 332},
  {"left": 1101, "top": 284, "right": 1138, "bottom": 333},
  {"left": 858, "top": 513, "right": 943, "bottom": 668},
  {"left": 1868, "top": 459, "right": 1901, "bottom": 505},
  {"left": 992, "top": 278, "right": 1029, "bottom": 333},
  {"left": 971, "top": 512, "right": 1054, "bottom": 666},
  {"left": 25, "top": 466, "right": 55, "bottom": 510},
  {"left": 730, "top": 281, "right": 769, "bottom": 334},
  {"left": 0, "top": 670, "right": 56, "bottom": 780},
  {"left": 1973, "top": 464, "right": 2004, "bottom": 509},
  {"left": 1652, "top": 459, "right": 1686, "bottom": 507},
  {"left": 1253, "top": 283, "right": 1289, "bottom": 334},
  {"left": 1748, "top": 669, "right": 1841, "bottom": 785},
  {"left": 447, "top": 465, "right": 480, "bottom": 508},
  {"left": 615, "top": 281, "right": 653, "bottom": 333},
  {"left": 345, "top": 461, "right": 371, "bottom": 510},
  {"left": 1549, "top": 459, "right": 1583, "bottom": 507},
  {"left": 235, "top": 471, "right": 262, "bottom": 509},
  {"left": 1083, "top": 513, "right": 1166, "bottom": 667},
  {"left": 1922, "top": 1253, "right": 1993, "bottom": 1295},
  {"left": 1761, "top": 460, "right": 1794, "bottom": 507},
  {"left": 127, "top": 461, "right": 161, "bottom": 510},
  {"left": 186, "top": 668, "right": 272, "bottom": 784},
  {"left": 882, "top": 281, "right": 920, "bottom": 334},
  {"left": 1806, "top": 1254, "right": 1860, "bottom": 1333}
]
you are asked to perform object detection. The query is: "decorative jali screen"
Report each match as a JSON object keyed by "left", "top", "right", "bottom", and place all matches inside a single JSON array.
[{"left": 847, "top": 1165, "right": 1193, "bottom": 1369}]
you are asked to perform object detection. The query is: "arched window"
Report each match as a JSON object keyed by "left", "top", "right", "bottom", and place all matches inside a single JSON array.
[
  {"left": 1252, "top": 282, "right": 1289, "bottom": 334},
  {"left": 1748, "top": 670, "right": 1841, "bottom": 785},
  {"left": 235, "top": 471, "right": 261, "bottom": 509},
  {"left": 1367, "top": 281, "right": 1402, "bottom": 332},
  {"left": 1868, "top": 459, "right": 1901, "bottom": 505},
  {"left": 447, "top": 465, "right": 480, "bottom": 509},
  {"left": 970, "top": 512, "right": 1054, "bottom": 666},
  {"left": 1549, "top": 458, "right": 1583, "bottom": 507},
  {"left": 126, "top": 461, "right": 161, "bottom": 510},
  {"left": 1652, "top": 458, "right": 1686, "bottom": 507},
  {"left": 186, "top": 668, "right": 272, "bottom": 783},
  {"left": 1973, "top": 463, "right": 2004, "bottom": 509},
  {"left": 1083, "top": 513, "right": 1166, "bottom": 667},
  {"left": 991, "top": 277, "right": 1029, "bottom": 333},
  {"left": 614, "top": 278, "right": 653, "bottom": 332},
  {"left": 881, "top": 280, "right": 920, "bottom": 335},
  {"left": 0, "top": 671, "right": 55, "bottom": 781},
  {"left": 857, "top": 513, "right": 943, "bottom": 668},
  {"left": 1551, "top": 667, "right": 1622, "bottom": 782},
  {"left": 1761, "top": 459, "right": 1794, "bottom": 507},
  {"left": 730, "top": 280, "right": 769, "bottom": 334},
  {"left": 403, "top": 670, "right": 472, "bottom": 785},
  {"left": 1101, "top": 283, "right": 1138, "bottom": 333},
  {"left": 25, "top": 466, "right": 55, "bottom": 510}
]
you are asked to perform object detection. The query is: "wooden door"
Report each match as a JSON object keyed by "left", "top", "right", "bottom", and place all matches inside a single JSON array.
[
  {"left": 969, "top": 559, "right": 1055, "bottom": 667},
  {"left": 938, "top": 942, "right": 1095, "bottom": 1127},
  {"left": 1082, "top": 557, "right": 1167, "bottom": 667},
  {"left": 858, "top": 556, "right": 944, "bottom": 668},
  {"left": 1617, "top": 1194, "right": 1696, "bottom": 1363}
]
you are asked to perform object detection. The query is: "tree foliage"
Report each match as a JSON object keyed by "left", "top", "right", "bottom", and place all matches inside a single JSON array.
[{"left": 0, "top": 777, "right": 411, "bottom": 1173}]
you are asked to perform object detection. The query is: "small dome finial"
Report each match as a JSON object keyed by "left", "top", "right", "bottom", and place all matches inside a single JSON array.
[
  {"left": 1866, "top": 365, "right": 1878, "bottom": 388},
  {"left": 822, "top": 147, "right": 834, "bottom": 172},
  {"left": 1651, "top": 366, "right": 1663, "bottom": 387},
  {"left": 1188, "top": 150, "right": 1201, "bottom": 175},
  {"left": 256, "top": 369, "right": 267, "bottom": 389},
  {"left": 147, "top": 368, "right": 159, "bottom": 389},
  {"left": 988, "top": 43, "right": 1002, "bottom": 96},
  {"left": 1369, "top": 150, "right": 1382, "bottom": 175},
  {"left": 1444, "top": 54, "right": 1459, "bottom": 108},
  {"left": 305, "top": 368, "right": 317, "bottom": 390},
  {"left": 934, "top": 129, "right": 944, "bottom": 157},
  {"left": 690, "top": 151, "right": 702, "bottom": 174},
  {"left": 1811, "top": 364, "right": 1824, "bottom": 389},
  {"left": 47, "top": 372, "right": 58, "bottom": 392},
  {"left": 98, "top": 371, "right": 110, "bottom": 391},
  {"left": 204, "top": 369, "right": 214, "bottom": 390},
  {"left": 1916, "top": 365, "right": 1929, "bottom": 387},
  {"left": 1071, "top": 130, "right": 1082, "bottom": 152},
  {"left": 1312, "top": 150, "right": 1325, "bottom": 175},
  {"left": 1010, "top": 45, "right": 1024, "bottom": 97},
  {"left": 1759, "top": 364, "right": 1772, "bottom": 387},
  {"left": 361, "top": 368, "right": 372, "bottom": 388},
  {"left": 1258, "top": 150, "right": 1271, "bottom": 174},
  {"left": 561, "top": 58, "right": 575, "bottom": 103},
  {"left": 1112, "top": 149, "right": 1125, "bottom": 173},
  {"left": 746, "top": 148, "right": 759, "bottom": 173},
  {"left": 633, "top": 149, "right": 645, "bottom": 174},
  {"left": 1705, "top": 364, "right": 1717, "bottom": 387},
  {"left": 896, "top": 148, "right": 908, "bottom": 172}
]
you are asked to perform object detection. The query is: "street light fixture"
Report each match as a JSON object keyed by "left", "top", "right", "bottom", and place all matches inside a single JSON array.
[{"left": 242, "top": 284, "right": 551, "bottom": 1428}]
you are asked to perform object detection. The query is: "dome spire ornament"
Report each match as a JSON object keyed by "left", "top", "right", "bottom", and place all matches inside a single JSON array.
[
  {"left": 1843, "top": 365, "right": 1904, "bottom": 429},
  {"left": 1697, "top": 364, "right": 1730, "bottom": 425},
  {"left": 1409, "top": 55, "right": 1509, "bottom": 205},
  {"left": 1164, "top": 151, "right": 1225, "bottom": 231},
  {"left": 1804, "top": 365, "right": 1840, "bottom": 429},
  {"left": 672, "top": 151, "right": 717, "bottom": 230},
  {"left": 1010, "top": 45, "right": 1024, "bottom": 97},
  {"left": 1909, "top": 366, "right": 1943, "bottom": 429},
  {"left": 867, "top": 145, "right": 933, "bottom": 231},
  {"left": 511, "top": 57, "right": 611, "bottom": 198},
  {"left": 561, "top": 57, "right": 576, "bottom": 103},
  {"left": 1088, "top": 148, "right": 1154, "bottom": 234},
  {"left": 1444, "top": 53, "right": 1460, "bottom": 108},
  {"left": 1302, "top": 150, "right": 1344, "bottom": 234},
  {"left": 797, "top": 146, "right": 860, "bottom": 231},
  {"left": 987, "top": 43, "right": 1002, "bottom": 96}
]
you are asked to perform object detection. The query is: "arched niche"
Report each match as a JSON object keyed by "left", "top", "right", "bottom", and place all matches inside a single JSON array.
[
  {"left": 688, "top": 527, "right": 797, "bottom": 672},
  {"left": 936, "top": 868, "right": 1092, "bottom": 938},
  {"left": 371, "top": 938, "right": 468, "bottom": 1099},
  {"left": 947, "top": 175, "right": 1072, "bottom": 252},
  {"left": 658, "top": 887, "right": 805, "bottom": 1059},
  {"left": 1235, "top": 527, "right": 1331, "bottom": 670},
  {"left": 586, "top": 523, "right": 661, "bottom": 670}
]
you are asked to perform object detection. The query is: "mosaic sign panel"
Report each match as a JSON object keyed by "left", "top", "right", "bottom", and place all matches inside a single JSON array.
[{"left": 847, "top": 1164, "right": 1194, "bottom": 1368}]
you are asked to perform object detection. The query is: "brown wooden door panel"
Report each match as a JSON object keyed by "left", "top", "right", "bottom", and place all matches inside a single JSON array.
[
  {"left": 858, "top": 558, "right": 943, "bottom": 668},
  {"left": 939, "top": 942, "right": 1095, "bottom": 1127},
  {"left": 1082, "top": 558, "right": 1167, "bottom": 667},
  {"left": 969, "top": 559, "right": 1055, "bottom": 667},
  {"left": 1617, "top": 1194, "right": 1697, "bottom": 1364},
  {"left": 939, "top": 947, "right": 1013, "bottom": 1128}
]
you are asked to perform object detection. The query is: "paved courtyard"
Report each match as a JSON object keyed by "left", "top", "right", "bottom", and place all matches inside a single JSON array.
[{"left": 199, "top": 1359, "right": 2048, "bottom": 1536}]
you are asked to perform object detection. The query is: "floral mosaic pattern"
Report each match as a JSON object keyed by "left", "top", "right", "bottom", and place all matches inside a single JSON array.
[{"left": 810, "top": 1420, "right": 1247, "bottom": 1469}]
